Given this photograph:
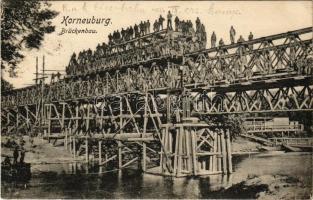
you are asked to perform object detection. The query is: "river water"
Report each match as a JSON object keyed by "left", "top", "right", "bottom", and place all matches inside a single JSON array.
[{"left": 1, "top": 152, "right": 312, "bottom": 199}]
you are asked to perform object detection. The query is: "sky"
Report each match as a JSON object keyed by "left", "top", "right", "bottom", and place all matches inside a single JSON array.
[{"left": 3, "top": 1, "right": 312, "bottom": 88}]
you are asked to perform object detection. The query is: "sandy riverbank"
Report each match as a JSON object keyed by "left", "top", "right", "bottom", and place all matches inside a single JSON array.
[{"left": 1, "top": 136, "right": 81, "bottom": 164}]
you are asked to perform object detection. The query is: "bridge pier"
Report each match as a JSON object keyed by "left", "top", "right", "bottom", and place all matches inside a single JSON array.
[{"left": 158, "top": 122, "right": 232, "bottom": 177}]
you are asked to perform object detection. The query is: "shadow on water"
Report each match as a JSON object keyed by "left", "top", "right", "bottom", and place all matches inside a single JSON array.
[
  {"left": 1, "top": 163, "right": 31, "bottom": 185},
  {"left": 1, "top": 153, "right": 312, "bottom": 199}
]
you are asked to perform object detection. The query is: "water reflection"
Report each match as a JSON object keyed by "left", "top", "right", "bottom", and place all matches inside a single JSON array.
[{"left": 1, "top": 153, "right": 312, "bottom": 199}]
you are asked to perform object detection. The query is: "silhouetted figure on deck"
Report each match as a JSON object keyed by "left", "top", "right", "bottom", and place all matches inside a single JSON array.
[
  {"left": 146, "top": 20, "right": 151, "bottom": 34},
  {"left": 121, "top": 28, "right": 126, "bottom": 41},
  {"left": 175, "top": 16, "right": 180, "bottom": 31},
  {"left": 134, "top": 24, "right": 139, "bottom": 38},
  {"left": 158, "top": 15, "right": 165, "bottom": 30},
  {"left": 248, "top": 32, "right": 254, "bottom": 50},
  {"left": 237, "top": 35, "right": 245, "bottom": 43},
  {"left": 139, "top": 21, "right": 145, "bottom": 36},
  {"left": 230, "top": 26, "right": 236, "bottom": 44},
  {"left": 167, "top": 11, "right": 173, "bottom": 30},
  {"left": 153, "top": 20, "right": 159, "bottom": 32},
  {"left": 129, "top": 26, "right": 134, "bottom": 39},
  {"left": 196, "top": 17, "right": 201, "bottom": 33},
  {"left": 219, "top": 38, "right": 225, "bottom": 46},
  {"left": 211, "top": 31, "right": 216, "bottom": 48}
]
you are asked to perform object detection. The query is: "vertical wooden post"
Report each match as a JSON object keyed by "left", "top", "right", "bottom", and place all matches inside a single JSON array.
[
  {"left": 177, "top": 126, "right": 183, "bottom": 176},
  {"left": 65, "top": 128, "right": 68, "bottom": 149},
  {"left": 118, "top": 141, "right": 122, "bottom": 169},
  {"left": 75, "top": 103, "right": 79, "bottom": 133},
  {"left": 100, "top": 103, "right": 104, "bottom": 132},
  {"left": 191, "top": 129, "right": 198, "bottom": 175},
  {"left": 85, "top": 137, "right": 89, "bottom": 163},
  {"left": 61, "top": 103, "right": 65, "bottom": 132},
  {"left": 226, "top": 129, "right": 233, "bottom": 174},
  {"left": 221, "top": 130, "right": 227, "bottom": 174},
  {"left": 209, "top": 130, "right": 213, "bottom": 172},
  {"left": 86, "top": 104, "right": 90, "bottom": 134},
  {"left": 26, "top": 106, "right": 30, "bottom": 136},
  {"left": 142, "top": 142, "right": 146, "bottom": 172},
  {"left": 160, "top": 128, "right": 166, "bottom": 173},
  {"left": 173, "top": 128, "right": 179, "bottom": 176},
  {"left": 142, "top": 93, "right": 147, "bottom": 172},
  {"left": 212, "top": 132, "right": 217, "bottom": 172},
  {"left": 69, "top": 135, "right": 72, "bottom": 154},
  {"left": 212, "top": 132, "right": 218, "bottom": 172},
  {"left": 185, "top": 128, "right": 192, "bottom": 173},
  {"left": 217, "top": 132, "right": 222, "bottom": 172},
  {"left": 99, "top": 140, "right": 102, "bottom": 165},
  {"left": 48, "top": 104, "right": 51, "bottom": 137},
  {"left": 73, "top": 137, "right": 76, "bottom": 160}
]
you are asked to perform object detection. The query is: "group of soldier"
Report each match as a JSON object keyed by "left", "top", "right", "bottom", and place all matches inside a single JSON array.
[
  {"left": 66, "top": 12, "right": 209, "bottom": 76},
  {"left": 107, "top": 11, "right": 177, "bottom": 45},
  {"left": 210, "top": 26, "right": 254, "bottom": 48}
]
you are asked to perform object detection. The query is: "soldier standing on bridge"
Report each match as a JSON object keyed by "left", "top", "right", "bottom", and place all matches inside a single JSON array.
[
  {"left": 139, "top": 21, "right": 145, "bottom": 36},
  {"left": 219, "top": 38, "right": 225, "bottom": 46},
  {"left": 196, "top": 17, "right": 201, "bottom": 33},
  {"left": 134, "top": 24, "right": 139, "bottom": 38},
  {"left": 121, "top": 28, "right": 126, "bottom": 41},
  {"left": 167, "top": 11, "right": 173, "bottom": 30},
  {"left": 230, "top": 26, "right": 236, "bottom": 44},
  {"left": 248, "top": 32, "right": 254, "bottom": 50},
  {"left": 237, "top": 35, "right": 245, "bottom": 43},
  {"left": 175, "top": 16, "right": 180, "bottom": 31},
  {"left": 108, "top": 33, "right": 113, "bottom": 45},
  {"left": 143, "top": 21, "right": 148, "bottom": 35},
  {"left": 159, "top": 15, "right": 165, "bottom": 30},
  {"left": 211, "top": 31, "right": 216, "bottom": 48},
  {"left": 146, "top": 20, "right": 151, "bottom": 34},
  {"left": 153, "top": 20, "right": 159, "bottom": 32},
  {"left": 129, "top": 26, "right": 134, "bottom": 39}
]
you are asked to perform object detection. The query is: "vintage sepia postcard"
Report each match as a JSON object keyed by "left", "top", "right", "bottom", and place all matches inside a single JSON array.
[{"left": 1, "top": 0, "right": 312, "bottom": 199}]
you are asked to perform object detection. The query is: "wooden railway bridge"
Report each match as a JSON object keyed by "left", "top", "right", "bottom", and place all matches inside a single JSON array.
[{"left": 1, "top": 21, "right": 313, "bottom": 177}]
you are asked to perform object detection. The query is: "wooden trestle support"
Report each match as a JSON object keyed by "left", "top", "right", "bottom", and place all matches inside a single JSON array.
[{"left": 36, "top": 92, "right": 233, "bottom": 177}]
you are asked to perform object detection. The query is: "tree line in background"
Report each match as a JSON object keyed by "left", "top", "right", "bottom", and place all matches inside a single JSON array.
[{"left": 1, "top": 0, "right": 58, "bottom": 91}]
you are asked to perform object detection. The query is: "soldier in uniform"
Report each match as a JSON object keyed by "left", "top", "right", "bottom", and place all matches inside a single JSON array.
[
  {"left": 219, "top": 38, "right": 225, "bottom": 46},
  {"left": 174, "top": 16, "right": 180, "bottom": 31},
  {"left": 121, "top": 28, "right": 126, "bottom": 41},
  {"left": 196, "top": 17, "right": 201, "bottom": 33},
  {"left": 134, "top": 24, "right": 139, "bottom": 38},
  {"left": 167, "top": 11, "right": 173, "bottom": 30},
  {"left": 146, "top": 20, "right": 151, "bottom": 34},
  {"left": 143, "top": 21, "right": 148, "bottom": 35},
  {"left": 248, "top": 32, "right": 254, "bottom": 50},
  {"left": 153, "top": 20, "right": 159, "bottom": 32},
  {"left": 129, "top": 26, "right": 134, "bottom": 39},
  {"left": 116, "top": 30, "right": 121, "bottom": 42},
  {"left": 139, "top": 21, "right": 145, "bottom": 36},
  {"left": 230, "top": 26, "right": 236, "bottom": 44},
  {"left": 68, "top": 53, "right": 77, "bottom": 75},
  {"left": 158, "top": 15, "right": 165, "bottom": 30},
  {"left": 237, "top": 35, "right": 245, "bottom": 43},
  {"left": 211, "top": 31, "right": 217, "bottom": 48},
  {"left": 108, "top": 33, "right": 113, "bottom": 45}
]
